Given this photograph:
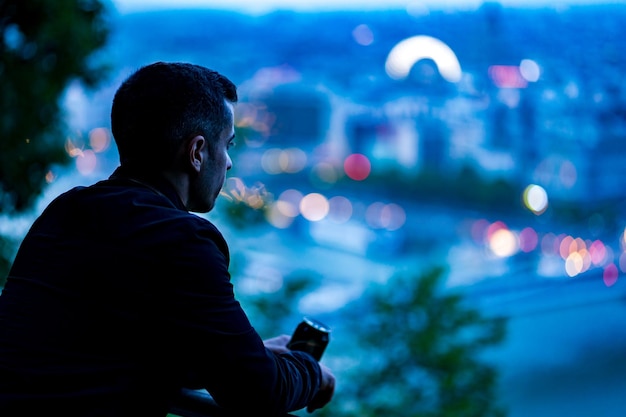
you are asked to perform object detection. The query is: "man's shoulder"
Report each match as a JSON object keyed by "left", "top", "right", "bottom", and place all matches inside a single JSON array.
[
  {"left": 44, "top": 181, "right": 225, "bottom": 238},
  {"left": 175, "top": 213, "right": 228, "bottom": 247}
]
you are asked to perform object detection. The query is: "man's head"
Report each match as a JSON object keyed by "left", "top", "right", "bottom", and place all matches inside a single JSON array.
[{"left": 110, "top": 61, "right": 238, "bottom": 212}]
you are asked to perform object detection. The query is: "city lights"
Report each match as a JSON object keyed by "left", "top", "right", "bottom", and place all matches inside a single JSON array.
[
  {"left": 523, "top": 184, "right": 548, "bottom": 215},
  {"left": 468, "top": 217, "right": 619, "bottom": 281},
  {"left": 365, "top": 202, "right": 406, "bottom": 231},
  {"left": 75, "top": 149, "right": 97, "bottom": 175},
  {"left": 61, "top": 127, "right": 114, "bottom": 178},
  {"left": 518, "top": 227, "right": 539, "bottom": 253},
  {"left": 352, "top": 24, "right": 374, "bottom": 46},
  {"left": 343, "top": 153, "right": 371, "bottom": 181},
  {"left": 311, "top": 162, "right": 340, "bottom": 185},
  {"left": 589, "top": 240, "right": 607, "bottom": 266},
  {"left": 327, "top": 196, "right": 353, "bottom": 223},
  {"left": 300, "top": 193, "right": 330, "bottom": 222},
  {"left": 603, "top": 263, "right": 619, "bottom": 287},
  {"left": 88, "top": 127, "right": 111, "bottom": 153},
  {"left": 261, "top": 148, "right": 307, "bottom": 175},
  {"left": 277, "top": 189, "right": 303, "bottom": 217},
  {"left": 265, "top": 203, "right": 294, "bottom": 229},
  {"left": 488, "top": 226, "right": 518, "bottom": 258},
  {"left": 45, "top": 171, "right": 56, "bottom": 184},
  {"left": 488, "top": 65, "right": 528, "bottom": 89},
  {"left": 385, "top": 35, "right": 462, "bottom": 83},
  {"left": 519, "top": 59, "right": 541, "bottom": 82}
]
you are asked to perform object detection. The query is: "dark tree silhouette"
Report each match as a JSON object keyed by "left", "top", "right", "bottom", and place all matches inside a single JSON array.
[{"left": 0, "top": 0, "right": 111, "bottom": 283}]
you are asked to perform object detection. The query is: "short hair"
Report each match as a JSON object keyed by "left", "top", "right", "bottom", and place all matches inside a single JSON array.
[{"left": 110, "top": 62, "right": 238, "bottom": 170}]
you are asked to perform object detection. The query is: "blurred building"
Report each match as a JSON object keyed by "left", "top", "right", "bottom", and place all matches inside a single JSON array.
[{"left": 78, "top": 5, "right": 626, "bottom": 209}]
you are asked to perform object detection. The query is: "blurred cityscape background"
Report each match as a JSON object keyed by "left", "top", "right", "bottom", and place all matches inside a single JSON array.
[{"left": 2, "top": 0, "right": 626, "bottom": 416}]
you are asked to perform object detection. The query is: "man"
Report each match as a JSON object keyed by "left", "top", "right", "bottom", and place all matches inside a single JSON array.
[{"left": 0, "top": 62, "right": 335, "bottom": 416}]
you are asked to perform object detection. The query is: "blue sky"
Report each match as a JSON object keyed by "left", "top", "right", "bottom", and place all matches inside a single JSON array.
[{"left": 111, "top": 0, "right": 617, "bottom": 14}]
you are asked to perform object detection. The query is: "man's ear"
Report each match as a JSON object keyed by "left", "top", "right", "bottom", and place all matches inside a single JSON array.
[{"left": 187, "top": 135, "right": 206, "bottom": 173}]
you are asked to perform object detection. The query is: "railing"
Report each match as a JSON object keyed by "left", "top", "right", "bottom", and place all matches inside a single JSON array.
[{"left": 169, "top": 388, "right": 298, "bottom": 417}]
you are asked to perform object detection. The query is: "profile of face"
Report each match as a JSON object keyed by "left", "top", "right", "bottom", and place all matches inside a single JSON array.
[{"left": 187, "top": 101, "right": 235, "bottom": 213}]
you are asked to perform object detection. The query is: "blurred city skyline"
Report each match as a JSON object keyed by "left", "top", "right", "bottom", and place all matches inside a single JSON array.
[
  {"left": 49, "top": 3, "right": 626, "bottom": 292},
  {"left": 110, "top": 0, "right": 619, "bottom": 14}
]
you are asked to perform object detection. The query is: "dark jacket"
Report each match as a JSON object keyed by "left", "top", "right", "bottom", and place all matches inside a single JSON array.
[{"left": 0, "top": 169, "right": 321, "bottom": 416}]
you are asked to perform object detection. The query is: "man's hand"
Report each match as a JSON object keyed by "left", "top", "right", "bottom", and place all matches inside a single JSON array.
[
  {"left": 264, "top": 334, "right": 336, "bottom": 412},
  {"left": 307, "top": 362, "right": 335, "bottom": 413}
]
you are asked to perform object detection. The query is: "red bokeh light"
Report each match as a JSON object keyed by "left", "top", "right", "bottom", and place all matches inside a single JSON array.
[{"left": 343, "top": 153, "right": 371, "bottom": 181}]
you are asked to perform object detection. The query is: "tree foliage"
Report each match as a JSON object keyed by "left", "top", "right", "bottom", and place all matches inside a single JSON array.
[
  {"left": 0, "top": 0, "right": 110, "bottom": 213},
  {"left": 236, "top": 262, "right": 508, "bottom": 417},
  {"left": 0, "top": 0, "right": 111, "bottom": 283},
  {"left": 307, "top": 267, "right": 508, "bottom": 417}
]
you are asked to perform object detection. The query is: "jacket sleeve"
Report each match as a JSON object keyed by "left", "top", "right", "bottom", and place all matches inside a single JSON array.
[{"left": 161, "top": 219, "right": 322, "bottom": 415}]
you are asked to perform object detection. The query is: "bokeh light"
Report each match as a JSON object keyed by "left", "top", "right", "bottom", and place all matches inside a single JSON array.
[
  {"left": 589, "top": 240, "right": 607, "bottom": 266},
  {"left": 488, "top": 228, "right": 518, "bottom": 258},
  {"left": 559, "top": 160, "right": 577, "bottom": 188},
  {"left": 518, "top": 227, "right": 538, "bottom": 253},
  {"left": 488, "top": 65, "right": 528, "bottom": 88},
  {"left": 540, "top": 232, "right": 559, "bottom": 256},
  {"left": 519, "top": 59, "right": 541, "bottom": 82},
  {"left": 45, "top": 170, "right": 56, "bottom": 184},
  {"left": 365, "top": 202, "right": 406, "bottom": 231},
  {"left": 328, "top": 196, "right": 353, "bottom": 223},
  {"left": 261, "top": 148, "right": 283, "bottom": 174},
  {"left": 523, "top": 184, "right": 548, "bottom": 215},
  {"left": 265, "top": 203, "right": 295, "bottom": 229},
  {"left": 486, "top": 221, "right": 518, "bottom": 258},
  {"left": 559, "top": 235, "right": 574, "bottom": 259},
  {"left": 603, "top": 263, "right": 619, "bottom": 287},
  {"left": 381, "top": 203, "right": 406, "bottom": 231},
  {"left": 470, "top": 219, "right": 490, "bottom": 244},
  {"left": 75, "top": 149, "right": 97, "bottom": 175},
  {"left": 311, "top": 162, "right": 340, "bottom": 184},
  {"left": 276, "top": 189, "right": 303, "bottom": 218},
  {"left": 261, "top": 148, "right": 307, "bottom": 174},
  {"left": 88, "top": 127, "right": 111, "bottom": 153},
  {"left": 281, "top": 148, "right": 307, "bottom": 173},
  {"left": 300, "top": 193, "right": 329, "bottom": 221},
  {"left": 365, "top": 202, "right": 386, "bottom": 229},
  {"left": 549, "top": 234, "right": 614, "bottom": 277},
  {"left": 352, "top": 24, "right": 374, "bottom": 46},
  {"left": 344, "top": 153, "right": 371, "bottom": 181},
  {"left": 565, "top": 251, "right": 586, "bottom": 277}
]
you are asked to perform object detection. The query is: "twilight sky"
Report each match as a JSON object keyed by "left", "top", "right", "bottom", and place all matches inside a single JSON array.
[{"left": 110, "top": 0, "right": 614, "bottom": 15}]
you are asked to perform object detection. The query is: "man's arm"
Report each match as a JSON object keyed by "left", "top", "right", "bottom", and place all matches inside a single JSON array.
[
  {"left": 264, "top": 335, "right": 336, "bottom": 413},
  {"left": 164, "top": 222, "right": 327, "bottom": 415}
]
